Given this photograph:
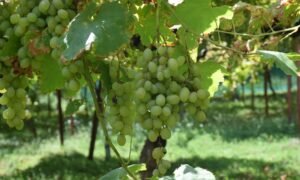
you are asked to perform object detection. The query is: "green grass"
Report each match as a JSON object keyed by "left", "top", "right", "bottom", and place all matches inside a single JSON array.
[{"left": 0, "top": 96, "right": 299, "bottom": 179}]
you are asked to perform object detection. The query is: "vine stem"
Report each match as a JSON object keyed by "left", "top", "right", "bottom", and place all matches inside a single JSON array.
[
  {"left": 156, "top": 0, "right": 161, "bottom": 46},
  {"left": 82, "top": 59, "right": 137, "bottom": 180},
  {"left": 215, "top": 24, "right": 300, "bottom": 38}
]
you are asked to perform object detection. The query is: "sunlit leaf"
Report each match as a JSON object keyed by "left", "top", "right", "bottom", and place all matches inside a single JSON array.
[{"left": 258, "top": 50, "right": 298, "bottom": 76}]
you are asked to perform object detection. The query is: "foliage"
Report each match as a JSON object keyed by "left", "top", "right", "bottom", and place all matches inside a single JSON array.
[{"left": 0, "top": 0, "right": 300, "bottom": 178}]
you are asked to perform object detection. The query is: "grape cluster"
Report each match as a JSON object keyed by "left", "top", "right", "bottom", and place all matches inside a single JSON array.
[
  {"left": 152, "top": 147, "right": 171, "bottom": 177},
  {"left": 62, "top": 61, "right": 84, "bottom": 94},
  {"left": 135, "top": 47, "right": 210, "bottom": 176},
  {"left": 106, "top": 60, "right": 136, "bottom": 146},
  {"left": 0, "top": 0, "right": 76, "bottom": 129},
  {"left": 0, "top": 73, "right": 29, "bottom": 129},
  {"left": 136, "top": 47, "right": 209, "bottom": 141}
]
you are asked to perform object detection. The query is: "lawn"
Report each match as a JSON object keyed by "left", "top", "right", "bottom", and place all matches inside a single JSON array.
[{"left": 0, "top": 95, "right": 299, "bottom": 180}]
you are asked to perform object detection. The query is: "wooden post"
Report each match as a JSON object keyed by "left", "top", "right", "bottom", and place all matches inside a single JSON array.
[
  {"left": 47, "top": 94, "right": 52, "bottom": 117},
  {"left": 56, "top": 90, "right": 64, "bottom": 146},
  {"left": 264, "top": 66, "right": 269, "bottom": 116},
  {"left": 297, "top": 62, "right": 300, "bottom": 131},
  {"left": 287, "top": 75, "right": 292, "bottom": 123},
  {"left": 251, "top": 82, "right": 255, "bottom": 110},
  {"left": 88, "top": 82, "right": 102, "bottom": 160},
  {"left": 70, "top": 114, "right": 75, "bottom": 135}
]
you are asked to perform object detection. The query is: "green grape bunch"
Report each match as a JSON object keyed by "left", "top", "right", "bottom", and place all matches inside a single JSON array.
[
  {"left": 105, "top": 60, "right": 136, "bottom": 146},
  {"left": 134, "top": 46, "right": 210, "bottom": 176},
  {"left": 0, "top": 0, "right": 76, "bottom": 129}
]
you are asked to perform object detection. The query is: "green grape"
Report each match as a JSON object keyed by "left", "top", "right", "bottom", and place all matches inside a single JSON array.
[
  {"left": 68, "top": 79, "right": 80, "bottom": 91},
  {"left": 162, "top": 106, "right": 171, "bottom": 117},
  {"left": 120, "top": 106, "right": 130, "bottom": 117},
  {"left": 16, "top": 88, "right": 26, "bottom": 98},
  {"left": 0, "top": 79, "right": 7, "bottom": 89},
  {"left": 186, "top": 104, "right": 196, "bottom": 115},
  {"left": 62, "top": 67, "right": 71, "bottom": 79},
  {"left": 197, "top": 89, "right": 210, "bottom": 100},
  {"left": 47, "top": 17, "right": 57, "bottom": 30},
  {"left": 10, "top": 14, "right": 21, "bottom": 24},
  {"left": 19, "top": 18, "right": 29, "bottom": 27},
  {"left": 157, "top": 46, "right": 167, "bottom": 56},
  {"left": 195, "top": 111, "right": 206, "bottom": 122},
  {"left": 14, "top": 25, "right": 26, "bottom": 36},
  {"left": 153, "top": 119, "right": 162, "bottom": 129},
  {"left": 58, "top": 9, "right": 69, "bottom": 20},
  {"left": 151, "top": 106, "right": 162, "bottom": 117},
  {"left": 189, "top": 92, "right": 198, "bottom": 103},
  {"left": 152, "top": 169, "right": 159, "bottom": 177},
  {"left": 152, "top": 147, "right": 163, "bottom": 160},
  {"left": 179, "top": 87, "right": 190, "bottom": 102},
  {"left": 142, "top": 119, "right": 153, "bottom": 130},
  {"left": 117, "top": 134, "right": 126, "bottom": 146},
  {"left": 15, "top": 120, "right": 24, "bottom": 130},
  {"left": 0, "top": 96, "right": 9, "bottom": 105},
  {"left": 167, "top": 115, "right": 178, "bottom": 128},
  {"left": 158, "top": 164, "right": 167, "bottom": 175},
  {"left": 177, "top": 56, "right": 185, "bottom": 66},
  {"left": 167, "top": 47, "right": 175, "bottom": 57},
  {"left": 6, "top": 87, "right": 15, "bottom": 98},
  {"left": 69, "top": 63, "right": 79, "bottom": 74},
  {"left": 3, "top": 108, "right": 15, "bottom": 120},
  {"left": 0, "top": 21, "right": 11, "bottom": 32},
  {"left": 36, "top": 18, "right": 46, "bottom": 27},
  {"left": 148, "top": 130, "right": 159, "bottom": 142},
  {"left": 137, "top": 105, "right": 147, "bottom": 115},
  {"left": 148, "top": 62, "right": 157, "bottom": 73},
  {"left": 53, "top": 0, "right": 65, "bottom": 9},
  {"left": 168, "top": 58, "right": 178, "bottom": 71},
  {"left": 155, "top": 94, "right": 166, "bottom": 106},
  {"left": 161, "top": 160, "right": 171, "bottom": 169},
  {"left": 20, "top": 58, "right": 30, "bottom": 68},
  {"left": 47, "top": 5, "right": 57, "bottom": 16},
  {"left": 160, "top": 128, "right": 171, "bottom": 140},
  {"left": 169, "top": 81, "right": 180, "bottom": 93},
  {"left": 167, "top": 95, "right": 180, "bottom": 105},
  {"left": 163, "top": 69, "right": 171, "bottom": 79},
  {"left": 144, "top": 81, "right": 152, "bottom": 91},
  {"left": 39, "top": 0, "right": 50, "bottom": 14},
  {"left": 122, "top": 125, "right": 133, "bottom": 135},
  {"left": 50, "top": 36, "right": 59, "bottom": 48},
  {"left": 159, "top": 56, "right": 167, "bottom": 65},
  {"left": 55, "top": 25, "right": 64, "bottom": 35},
  {"left": 143, "top": 48, "right": 153, "bottom": 61},
  {"left": 136, "top": 87, "right": 146, "bottom": 100},
  {"left": 111, "top": 120, "right": 124, "bottom": 131},
  {"left": 26, "top": 13, "right": 37, "bottom": 22},
  {"left": 157, "top": 71, "right": 164, "bottom": 81}
]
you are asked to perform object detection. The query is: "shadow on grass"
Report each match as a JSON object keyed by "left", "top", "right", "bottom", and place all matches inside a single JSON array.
[
  {"left": 170, "top": 156, "right": 300, "bottom": 180},
  {"left": 2, "top": 153, "right": 299, "bottom": 180},
  {"left": 1, "top": 152, "right": 122, "bottom": 180},
  {"left": 197, "top": 97, "right": 299, "bottom": 141}
]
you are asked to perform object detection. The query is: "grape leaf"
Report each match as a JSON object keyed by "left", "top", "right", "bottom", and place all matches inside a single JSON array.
[
  {"left": 258, "top": 50, "right": 298, "bottom": 76},
  {"left": 93, "top": 2, "right": 132, "bottom": 55},
  {"left": 63, "top": 2, "right": 132, "bottom": 60},
  {"left": 65, "top": 99, "right": 83, "bottom": 116},
  {"left": 172, "top": 0, "right": 233, "bottom": 34},
  {"left": 196, "top": 61, "right": 226, "bottom": 96},
  {"left": 136, "top": 5, "right": 175, "bottom": 46},
  {"left": 0, "top": 35, "right": 21, "bottom": 57},
  {"left": 286, "top": 52, "right": 300, "bottom": 61},
  {"left": 63, "top": 2, "right": 97, "bottom": 60},
  {"left": 36, "top": 55, "right": 65, "bottom": 93},
  {"left": 100, "top": 164, "right": 146, "bottom": 180},
  {"left": 95, "top": 60, "right": 112, "bottom": 91}
]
